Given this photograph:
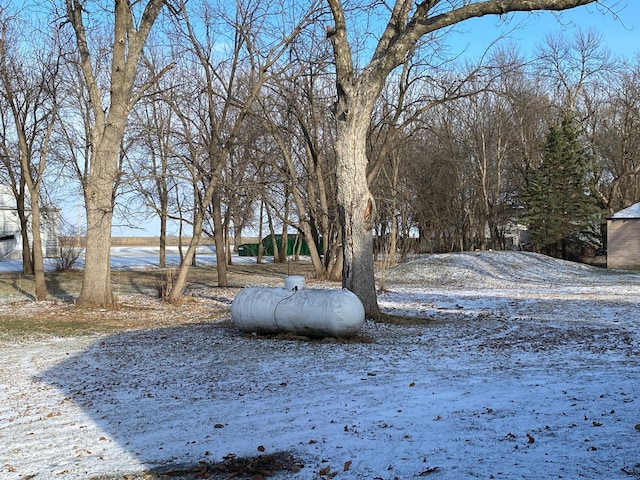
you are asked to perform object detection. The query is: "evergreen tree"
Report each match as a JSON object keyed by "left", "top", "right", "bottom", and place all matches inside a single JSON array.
[{"left": 522, "top": 114, "right": 601, "bottom": 258}]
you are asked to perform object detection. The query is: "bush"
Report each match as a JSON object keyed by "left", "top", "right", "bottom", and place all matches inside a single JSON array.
[{"left": 56, "top": 237, "right": 84, "bottom": 272}]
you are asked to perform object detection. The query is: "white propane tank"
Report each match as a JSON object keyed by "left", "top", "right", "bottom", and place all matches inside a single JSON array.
[{"left": 231, "top": 277, "right": 365, "bottom": 337}]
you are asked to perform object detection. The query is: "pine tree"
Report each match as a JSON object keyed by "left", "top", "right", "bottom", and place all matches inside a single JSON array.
[{"left": 522, "top": 114, "right": 601, "bottom": 258}]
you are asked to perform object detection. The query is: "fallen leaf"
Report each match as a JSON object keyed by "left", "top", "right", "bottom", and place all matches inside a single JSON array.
[
  {"left": 409, "top": 382, "right": 416, "bottom": 387},
  {"left": 418, "top": 466, "right": 440, "bottom": 476},
  {"left": 319, "top": 465, "right": 331, "bottom": 475},
  {"left": 214, "top": 423, "right": 225, "bottom": 428},
  {"left": 344, "top": 460, "right": 352, "bottom": 471},
  {"left": 592, "top": 421, "right": 603, "bottom": 427}
]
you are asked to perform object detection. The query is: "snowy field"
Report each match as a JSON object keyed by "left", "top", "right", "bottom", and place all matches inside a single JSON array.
[
  {"left": 0, "top": 245, "right": 227, "bottom": 273},
  {"left": 1, "top": 251, "right": 639, "bottom": 479}
]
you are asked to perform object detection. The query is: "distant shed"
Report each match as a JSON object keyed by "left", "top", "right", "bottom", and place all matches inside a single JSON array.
[{"left": 607, "top": 202, "right": 640, "bottom": 269}]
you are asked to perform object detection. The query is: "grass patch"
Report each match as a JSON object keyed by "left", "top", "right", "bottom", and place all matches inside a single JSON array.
[
  {"left": 0, "top": 313, "right": 127, "bottom": 337},
  {"left": 0, "top": 261, "right": 329, "bottom": 339}
]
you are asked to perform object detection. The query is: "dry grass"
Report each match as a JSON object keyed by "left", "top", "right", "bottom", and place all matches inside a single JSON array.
[{"left": 0, "top": 261, "right": 321, "bottom": 337}]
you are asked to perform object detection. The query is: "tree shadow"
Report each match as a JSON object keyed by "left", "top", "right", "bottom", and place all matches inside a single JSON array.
[
  {"left": 0, "top": 272, "right": 35, "bottom": 300},
  {"left": 38, "top": 323, "right": 321, "bottom": 477}
]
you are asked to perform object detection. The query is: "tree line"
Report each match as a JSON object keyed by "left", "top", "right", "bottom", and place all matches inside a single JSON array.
[{"left": 0, "top": 0, "right": 629, "bottom": 315}]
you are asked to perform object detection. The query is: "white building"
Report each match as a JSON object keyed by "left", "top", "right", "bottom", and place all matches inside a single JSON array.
[{"left": 0, "top": 186, "right": 59, "bottom": 260}]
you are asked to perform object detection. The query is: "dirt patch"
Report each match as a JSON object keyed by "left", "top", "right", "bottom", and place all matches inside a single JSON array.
[{"left": 145, "top": 451, "right": 305, "bottom": 479}]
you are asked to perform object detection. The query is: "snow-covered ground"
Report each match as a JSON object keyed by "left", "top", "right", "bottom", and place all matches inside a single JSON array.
[{"left": 1, "top": 251, "right": 639, "bottom": 479}]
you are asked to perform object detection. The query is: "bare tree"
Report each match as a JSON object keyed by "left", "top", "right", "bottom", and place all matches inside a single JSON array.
[
  {"left": 406, "top": 106, "right": 477, "bottom": 252},
  {"left": 225, "top": 133, "right": 261, "bottom": 260},
  {"left": 128, "top": 51, "right": 188, "bottom": 268},
  {"left": 368, "top": 44, "right": 506, "bottom": 262},
  {"left": 63, "top": 0, "right": 170, "bottom": 308},
  {"left": 163, "top": 0, "right": 321, "bottom": 304},
  {"left": 256, "top": 91, "right": 327, "bottom": 273},
  {"left": 589, "top": 57, "right": 640, "bottom": 212},
  {"left": 253, "top": 41, "right": 345, "bottom": 278},
  {"left": 325, "top": 0, "right": 602, "bottom": 316},
  {"left": 0, "top": 9, "right": 61, "bottom": 300},
  {"left": 535, "top": 28, "right": 614, "bottom": 113}
]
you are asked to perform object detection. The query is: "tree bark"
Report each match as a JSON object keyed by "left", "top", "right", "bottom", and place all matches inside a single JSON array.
[
  {"left": 81, "top": 127, "right": 123, "bottom": 307},
  {"left": 159, "top": 208, "right": 167, "bottom": 268},
  {"left": 29, "top": 196, "right": 47, "bottom": 300},
  {"left": 257, "top": 200, "right": 264, "bottom": 264},
  {"left": 17, "top": 191, "right": 34, "bottom": 276},
  {"left": 211, "top": 190, "right": 228, "bottom": 287},
  {"left": 334, "top": 103, "right": 381, "bottom": 316}
]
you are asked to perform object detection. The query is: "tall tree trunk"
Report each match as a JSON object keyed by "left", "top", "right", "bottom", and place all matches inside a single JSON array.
[
  {"left": 327, "top": 227, "right": 343, "bottom": 281},
  {"left": 29, "top": 197, "right": 46, "bottom": 301},
  {"left": 327, "top": 0, "right": 385, "bottom": 317},
  {"left": 388, "top": 153, "right": 400, "bottom": 265},
  {"left": 18, "top": 206, "right": 34, "bottom": 275},
  {"left": 159, "top": 187, "right": 168, "bottom": 268},
  {"left": 80, "top": 145, "right": 118, "bottom": 308},
  {"left": 167, "top": 213, "right": 204, "bottom": 305},
  {"left": 14, "top": 184, "right": 34, "bottom": 275},
  {"left": 257, "top": 200, "right": 264, "bottom": 264},
  {"left": 278, "top": 194, "right": 289, "bottom": 263},
  {"left": 334, "top": 104, "right": 380, "bottom": 316},
  {"left": 159, "top": 210, "right": 167, "bottom": 268},
  {"left": 301, "top": 223, "right": 325, "bottom": 275},
  {"left": 212, "top": 191, "right": 228, "bottom": 286},
  {"left": 192, "top": 188, "right": 198, "bottom": 267},
  {"left": 223, "top": 207, "right": 232, "bottom": 265},
  {"left": 233, "top": 223, "right": 243, "bottom": 258},
  {"left": 265, "top": 203, "right": 280, "bottom": 261}
]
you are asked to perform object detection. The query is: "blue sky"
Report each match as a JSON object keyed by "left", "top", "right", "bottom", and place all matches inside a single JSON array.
[{"left": 448, "top": 2, "right": 639, "bottom": 60}]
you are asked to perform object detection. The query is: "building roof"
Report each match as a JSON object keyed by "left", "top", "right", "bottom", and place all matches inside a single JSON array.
[{"left": 611, "top": 202, "right": 640, "bottom": 219}]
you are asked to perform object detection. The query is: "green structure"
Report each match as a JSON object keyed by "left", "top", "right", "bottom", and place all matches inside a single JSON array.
[
  {"left": 237, "top": 243, "right": 260, "bottom": 256},
  {"left": 238, "top": 234, "right": 315, "bottom": 257}
]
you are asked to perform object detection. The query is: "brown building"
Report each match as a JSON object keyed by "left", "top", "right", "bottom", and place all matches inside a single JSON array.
[{"left": 607, "top": 202, "right": 640, "bottom": 270}]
